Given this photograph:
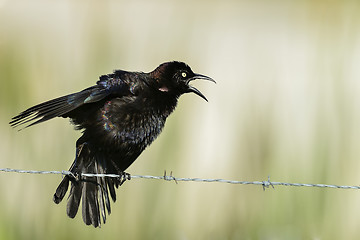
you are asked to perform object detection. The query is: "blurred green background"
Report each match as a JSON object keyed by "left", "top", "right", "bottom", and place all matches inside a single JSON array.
[{"left": 1, "top": 0, "right": 360, "bottom": 239}]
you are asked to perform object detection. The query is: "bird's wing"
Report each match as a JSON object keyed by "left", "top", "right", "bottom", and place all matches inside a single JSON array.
[{"left": 10, "top": 72, "right": 130, "bottom": 129}]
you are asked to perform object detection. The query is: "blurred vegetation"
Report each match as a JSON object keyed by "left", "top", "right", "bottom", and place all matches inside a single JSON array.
[{"left": 1, "top": 0, "right": 360, "bottom": 239}]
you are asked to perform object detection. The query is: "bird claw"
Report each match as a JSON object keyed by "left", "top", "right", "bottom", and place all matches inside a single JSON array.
[
  {"left": 67, "top": 171, "right": 81, "bottom": 183},
  {"left": 119, "top": 172, "right": 131, "bottom": 186}
]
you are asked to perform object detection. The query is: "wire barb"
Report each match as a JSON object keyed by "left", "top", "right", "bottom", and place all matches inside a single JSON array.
[
  {"left": 1, "top": 168, "right": 360, "bottom": 190},
  {"left": 262, "top": 176, "right": 275, "bottom": 191},
  {"left": 163, "top": 170, "right": 178, "bottom": 184}
]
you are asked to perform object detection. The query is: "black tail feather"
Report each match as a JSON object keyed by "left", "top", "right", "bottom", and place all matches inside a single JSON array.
[
  {"left": 53, "top": 176, "right": 70, "bottom": 204},
  {"left": 53, "top": 138, "right": 124, "bottom": 228},
  {"left": 67, "top": 180, "right": 83, "bottom": 219},
  {"left": 82, "top": 181, "right": 100, "bottom": 226}
]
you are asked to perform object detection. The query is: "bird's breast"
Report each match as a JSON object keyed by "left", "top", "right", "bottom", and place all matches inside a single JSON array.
[{"left": 98, "top": 99, "right": 167, "bottom": 147}]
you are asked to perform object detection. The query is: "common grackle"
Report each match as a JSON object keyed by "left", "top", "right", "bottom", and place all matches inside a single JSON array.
[{"left": 10, "top": 61, "right": 215, "bottom": 227}]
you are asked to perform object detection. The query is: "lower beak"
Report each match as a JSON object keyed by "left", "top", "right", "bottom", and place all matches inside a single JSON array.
[{"left": 187, "top": 74, "right": 216, "bottom": 102}]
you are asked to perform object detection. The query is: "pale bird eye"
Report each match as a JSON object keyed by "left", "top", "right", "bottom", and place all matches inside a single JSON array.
[{"left": 181, "top": 72, "right": 187, "bottom": 78}]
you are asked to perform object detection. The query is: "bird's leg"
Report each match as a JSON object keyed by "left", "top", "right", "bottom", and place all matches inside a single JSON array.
[
  {"left": 109, "top": 158, "right": 131, "bottom": 185},
  {"left": 65, "top": 142, "right": 86, "bottom": 184}
]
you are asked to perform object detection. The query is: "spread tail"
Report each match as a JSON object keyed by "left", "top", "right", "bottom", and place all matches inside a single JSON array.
[{"left": 53, "top": 137, "right": 128, "bottom": 227}]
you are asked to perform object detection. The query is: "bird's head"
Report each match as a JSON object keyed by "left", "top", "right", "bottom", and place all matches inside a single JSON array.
[{"left": 149, "top": 61, "right": 215, "bottom": 101}]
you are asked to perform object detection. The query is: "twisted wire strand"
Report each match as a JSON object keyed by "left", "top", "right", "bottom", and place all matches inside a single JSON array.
[{"left": 1, "top": 168, "right": 360, "bottom": 190}]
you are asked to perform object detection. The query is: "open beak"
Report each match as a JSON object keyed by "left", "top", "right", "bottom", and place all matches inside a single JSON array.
[{"left": 187, "top": 74, "right": 216, "bottom": 102}]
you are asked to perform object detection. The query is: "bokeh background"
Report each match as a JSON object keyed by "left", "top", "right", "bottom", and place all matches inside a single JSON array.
[{"left": 1, "top": 0, "right": 360, "bottom": 239}]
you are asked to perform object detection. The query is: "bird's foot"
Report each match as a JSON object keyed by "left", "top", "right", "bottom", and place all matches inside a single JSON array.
[
  {"left": 119, "top": 171, "right": 131, "bottom": 186},
  {"left": 67, "top": 171, "right": 81, "bottom": 183}
]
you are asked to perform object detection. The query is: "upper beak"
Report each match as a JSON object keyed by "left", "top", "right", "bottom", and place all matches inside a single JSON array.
[{"left": 187, "top": 74, "right": 216, "bottom": 102}]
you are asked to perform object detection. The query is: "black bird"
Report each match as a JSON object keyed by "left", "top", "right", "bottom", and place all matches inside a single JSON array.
[{"left": 10, "top": 61, "right": 215, "bottom": 227}]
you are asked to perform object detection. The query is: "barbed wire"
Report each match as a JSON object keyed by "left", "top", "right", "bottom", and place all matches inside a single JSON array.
[{"left": 1, "top": 167, "right": 360, "bottom": 190}]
